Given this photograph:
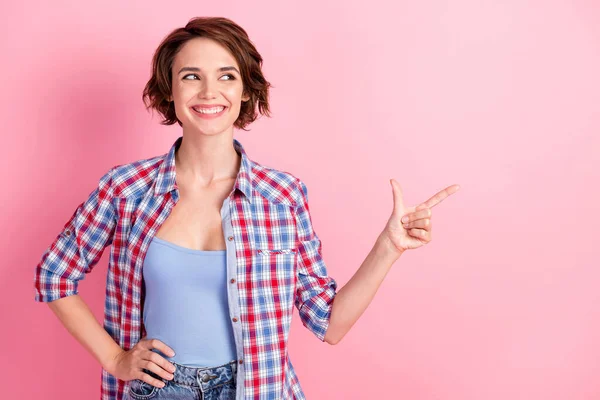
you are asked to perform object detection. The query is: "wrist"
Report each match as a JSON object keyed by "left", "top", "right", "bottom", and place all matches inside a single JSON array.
[
  {"left": 101, "top": 346, "right": 124, "bottom": 375},
  {"left": 377, "top": 232, "right": 404, "bottom": 260}
]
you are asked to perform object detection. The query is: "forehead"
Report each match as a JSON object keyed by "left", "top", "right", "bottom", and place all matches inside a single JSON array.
[{"left": 174, "top": 37, "right": 239, "bottom": 69}]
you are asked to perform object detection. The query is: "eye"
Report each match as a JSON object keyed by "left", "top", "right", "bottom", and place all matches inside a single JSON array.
[{"left": 182, "top": 74, "right": 236, "bottom": 81}]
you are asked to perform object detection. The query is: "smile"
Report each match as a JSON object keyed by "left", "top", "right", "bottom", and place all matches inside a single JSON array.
[
  {"left": 191, "top": 106, "right": 227, "bottom": 119},
  {"left": 193, "top": 106, "right": 225, "bottom": 114}
]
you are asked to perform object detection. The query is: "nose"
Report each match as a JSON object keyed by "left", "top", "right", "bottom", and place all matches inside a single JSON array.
[{"left": 199, "top": 79, "right": 217, "bottom": 99}]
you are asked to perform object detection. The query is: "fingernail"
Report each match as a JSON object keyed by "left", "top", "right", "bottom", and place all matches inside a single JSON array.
[{"left": 401, "top": 216, "right": 408, "bottom": 223}]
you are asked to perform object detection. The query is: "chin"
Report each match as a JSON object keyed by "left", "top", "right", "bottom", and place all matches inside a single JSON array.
[{"left": 192, "top": 124, "right": 231, "bottom": 136}]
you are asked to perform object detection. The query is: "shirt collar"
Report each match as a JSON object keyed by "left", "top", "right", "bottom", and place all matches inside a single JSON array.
[{"left": 154, "top": 135, "right": 254, "bottom": 200}]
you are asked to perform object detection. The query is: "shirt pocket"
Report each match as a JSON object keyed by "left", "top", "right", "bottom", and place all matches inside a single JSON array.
[{"left": 251, "top": 247, "right": 298, "bottom": 318}]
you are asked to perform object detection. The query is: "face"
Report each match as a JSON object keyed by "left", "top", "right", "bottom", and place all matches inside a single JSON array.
[{"left": 169, "top": 37, "right": 250, "bottom": 136}]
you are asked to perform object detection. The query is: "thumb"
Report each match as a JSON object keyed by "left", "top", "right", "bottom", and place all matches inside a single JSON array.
[{"left": 390, "top": 179, "right": 404, "bottom": 215}]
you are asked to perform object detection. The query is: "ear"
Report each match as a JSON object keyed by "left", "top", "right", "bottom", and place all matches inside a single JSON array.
[{"left": 241, "top": 91, "right": 251, "bottom": 102}]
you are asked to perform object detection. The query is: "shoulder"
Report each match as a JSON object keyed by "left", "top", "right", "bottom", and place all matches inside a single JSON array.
[
  {"left": 108, "top": 153, "right": 166, "bottom": 198},
  {"left": 250, "top": 160, "right": 306, "bottom": 208}
]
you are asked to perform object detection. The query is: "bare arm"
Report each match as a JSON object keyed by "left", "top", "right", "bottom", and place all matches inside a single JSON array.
[
  {"left": 324, "top": 233, "right": 401, "bottom": 345},
  {"left": 46, "top": 294, "right": 122, "bottom": 374},
  {"left": 324, "top": 181, "right": 460, "bottom": 344},
  {"left": 46, "top": 294, "right": 177, "bottom": 388}
]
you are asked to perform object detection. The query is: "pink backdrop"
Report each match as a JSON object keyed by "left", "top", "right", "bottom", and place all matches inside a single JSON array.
[{"left": 2, "top": 1, "right": 599, "bottom": 399}]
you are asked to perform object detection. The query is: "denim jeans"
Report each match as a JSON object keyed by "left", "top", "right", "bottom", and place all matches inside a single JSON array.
[{"left": 126, "top": 359, "right": 237, "bottom": 400}]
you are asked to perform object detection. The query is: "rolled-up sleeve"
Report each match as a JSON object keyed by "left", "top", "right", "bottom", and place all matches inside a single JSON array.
[
  {"left": 293, "top": 178, "right": 338, "bottom": 342},
  {"left": 34, "top": 167, "right": 117, "bottom": 302}
]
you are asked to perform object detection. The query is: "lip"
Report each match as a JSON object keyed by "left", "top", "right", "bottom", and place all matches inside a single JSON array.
[
  {"left": 190, "top": 105, "right": 228, "bottom": 119},
  {"left": 192, "top": 104, "right": 227, "bottom": 109}
]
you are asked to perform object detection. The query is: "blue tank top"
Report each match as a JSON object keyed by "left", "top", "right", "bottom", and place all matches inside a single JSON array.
[{"left": 142, "top": 235, "right": 237, "bottom": 367}]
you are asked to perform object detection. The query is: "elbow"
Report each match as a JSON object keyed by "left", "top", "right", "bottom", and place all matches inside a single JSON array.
[
  {"left": 324, "top": 330, "right": 342, "bottom": 345},
  {"left": 325, "top": 337, "right": 340, "bottom": 345}
]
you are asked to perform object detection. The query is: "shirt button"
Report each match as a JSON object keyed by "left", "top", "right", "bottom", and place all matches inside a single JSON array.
[
  {"left": 239, "top": 359, "right": 243, "bottom": 365},
  {"left": 227, "top": 236, "right": 234, "bottom": 241},
  {"left": 232, "top": 317, "right": 238, "bottom": 322},
  {"left": 230, "top": 278, "right": 236, "bottom": 284},
  {"left": 65, "top": 229, "right": 72, "bottom": 236}
]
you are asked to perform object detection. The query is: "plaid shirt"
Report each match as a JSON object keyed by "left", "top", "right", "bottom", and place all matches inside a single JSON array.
[{"left": 33, "top": 136, "right": 338, "bottom": 400}]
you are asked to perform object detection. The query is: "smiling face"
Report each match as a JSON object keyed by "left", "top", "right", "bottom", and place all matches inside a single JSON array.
[{"left": 169, "top": 37, "right": 250, "bottom": 136}]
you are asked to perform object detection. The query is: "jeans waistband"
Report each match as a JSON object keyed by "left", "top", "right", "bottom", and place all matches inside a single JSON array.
[{"left": 162, "top": 360, "right": 238, "bottom": 392}]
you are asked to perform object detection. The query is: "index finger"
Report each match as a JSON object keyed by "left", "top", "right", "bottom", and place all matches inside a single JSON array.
[
  {"left": 146, "top": 338, "right": 176, "bottom": 357},
  {"left": 422, "top": 184, "right": 461, "bottom": 209}
]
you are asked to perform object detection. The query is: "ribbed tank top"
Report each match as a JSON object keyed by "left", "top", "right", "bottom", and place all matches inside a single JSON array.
[{"left": 142, "top": 235, "right": 237, "bottom": 367}]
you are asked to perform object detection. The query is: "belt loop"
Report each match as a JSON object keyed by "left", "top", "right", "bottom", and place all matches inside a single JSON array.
[{"left": 232, "top": 360, "right": 238, "bottom": 385}]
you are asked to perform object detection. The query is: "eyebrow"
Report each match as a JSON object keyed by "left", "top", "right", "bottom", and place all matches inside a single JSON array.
[{"left": 178, "top": 66, "right": 240, "bottom": 75}]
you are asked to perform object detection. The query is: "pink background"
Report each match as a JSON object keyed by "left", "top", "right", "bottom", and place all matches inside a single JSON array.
[{"left": 2, "top": 1, "right": 599, "bottom": 399}]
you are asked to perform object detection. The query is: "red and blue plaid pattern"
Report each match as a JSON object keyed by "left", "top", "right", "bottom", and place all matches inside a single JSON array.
[{"left": 34, "top": 136, "right": 337, "bottom": 400}]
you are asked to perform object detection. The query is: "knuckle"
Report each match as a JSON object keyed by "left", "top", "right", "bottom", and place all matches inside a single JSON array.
[{"left": 150, "top": 352, "right": 161, "bottom": 364}]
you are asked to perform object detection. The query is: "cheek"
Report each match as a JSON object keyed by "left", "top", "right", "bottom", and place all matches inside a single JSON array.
[
  {"left": 172, "top": 82, "right": 192, "bottom": 100},
  {"left": 227, "top": 85, "right": 245, "bottom": 103}
]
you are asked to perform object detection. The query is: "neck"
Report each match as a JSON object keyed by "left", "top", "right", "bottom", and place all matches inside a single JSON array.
[{"left": 175, "top": 131, "right": 241, "bottom": 186}]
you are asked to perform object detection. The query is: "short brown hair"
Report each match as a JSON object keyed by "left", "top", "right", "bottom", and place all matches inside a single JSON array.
[{"left": 142, "top": 17, "right": 272, "bottom": 131}]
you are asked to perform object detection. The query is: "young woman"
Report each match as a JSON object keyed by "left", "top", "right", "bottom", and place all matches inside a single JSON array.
[{"left": 34, "top": 16, "right": 459, "bottom": 400}]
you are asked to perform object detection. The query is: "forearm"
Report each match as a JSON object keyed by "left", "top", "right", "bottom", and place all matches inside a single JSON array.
[
  {"left": 324, "top": 232, "right": 403, "bottom": 344},
  {"left": 47, "top": 294, "right": 123, "bottom": 374}
]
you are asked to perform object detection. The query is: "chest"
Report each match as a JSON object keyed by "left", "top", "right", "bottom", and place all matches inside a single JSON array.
[
  {"left": 153, "top": 185, "right": 231, "bottom": 251},
  {"left": 117, "top": 189, "right": 299, "bottom": 262}
]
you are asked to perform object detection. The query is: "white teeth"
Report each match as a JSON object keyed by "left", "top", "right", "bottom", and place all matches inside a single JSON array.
[{"left": 193, "top": 106, "right": 225, "bottom": 114}]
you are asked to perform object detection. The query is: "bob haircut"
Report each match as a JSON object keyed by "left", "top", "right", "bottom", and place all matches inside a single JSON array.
[{"left": 142, "top": 17, "right": 272, "bottom": 131}]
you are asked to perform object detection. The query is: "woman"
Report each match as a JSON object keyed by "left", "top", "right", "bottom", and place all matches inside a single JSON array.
[{"left": 34, "top": 16, "right": 459, "bottom": 400}]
